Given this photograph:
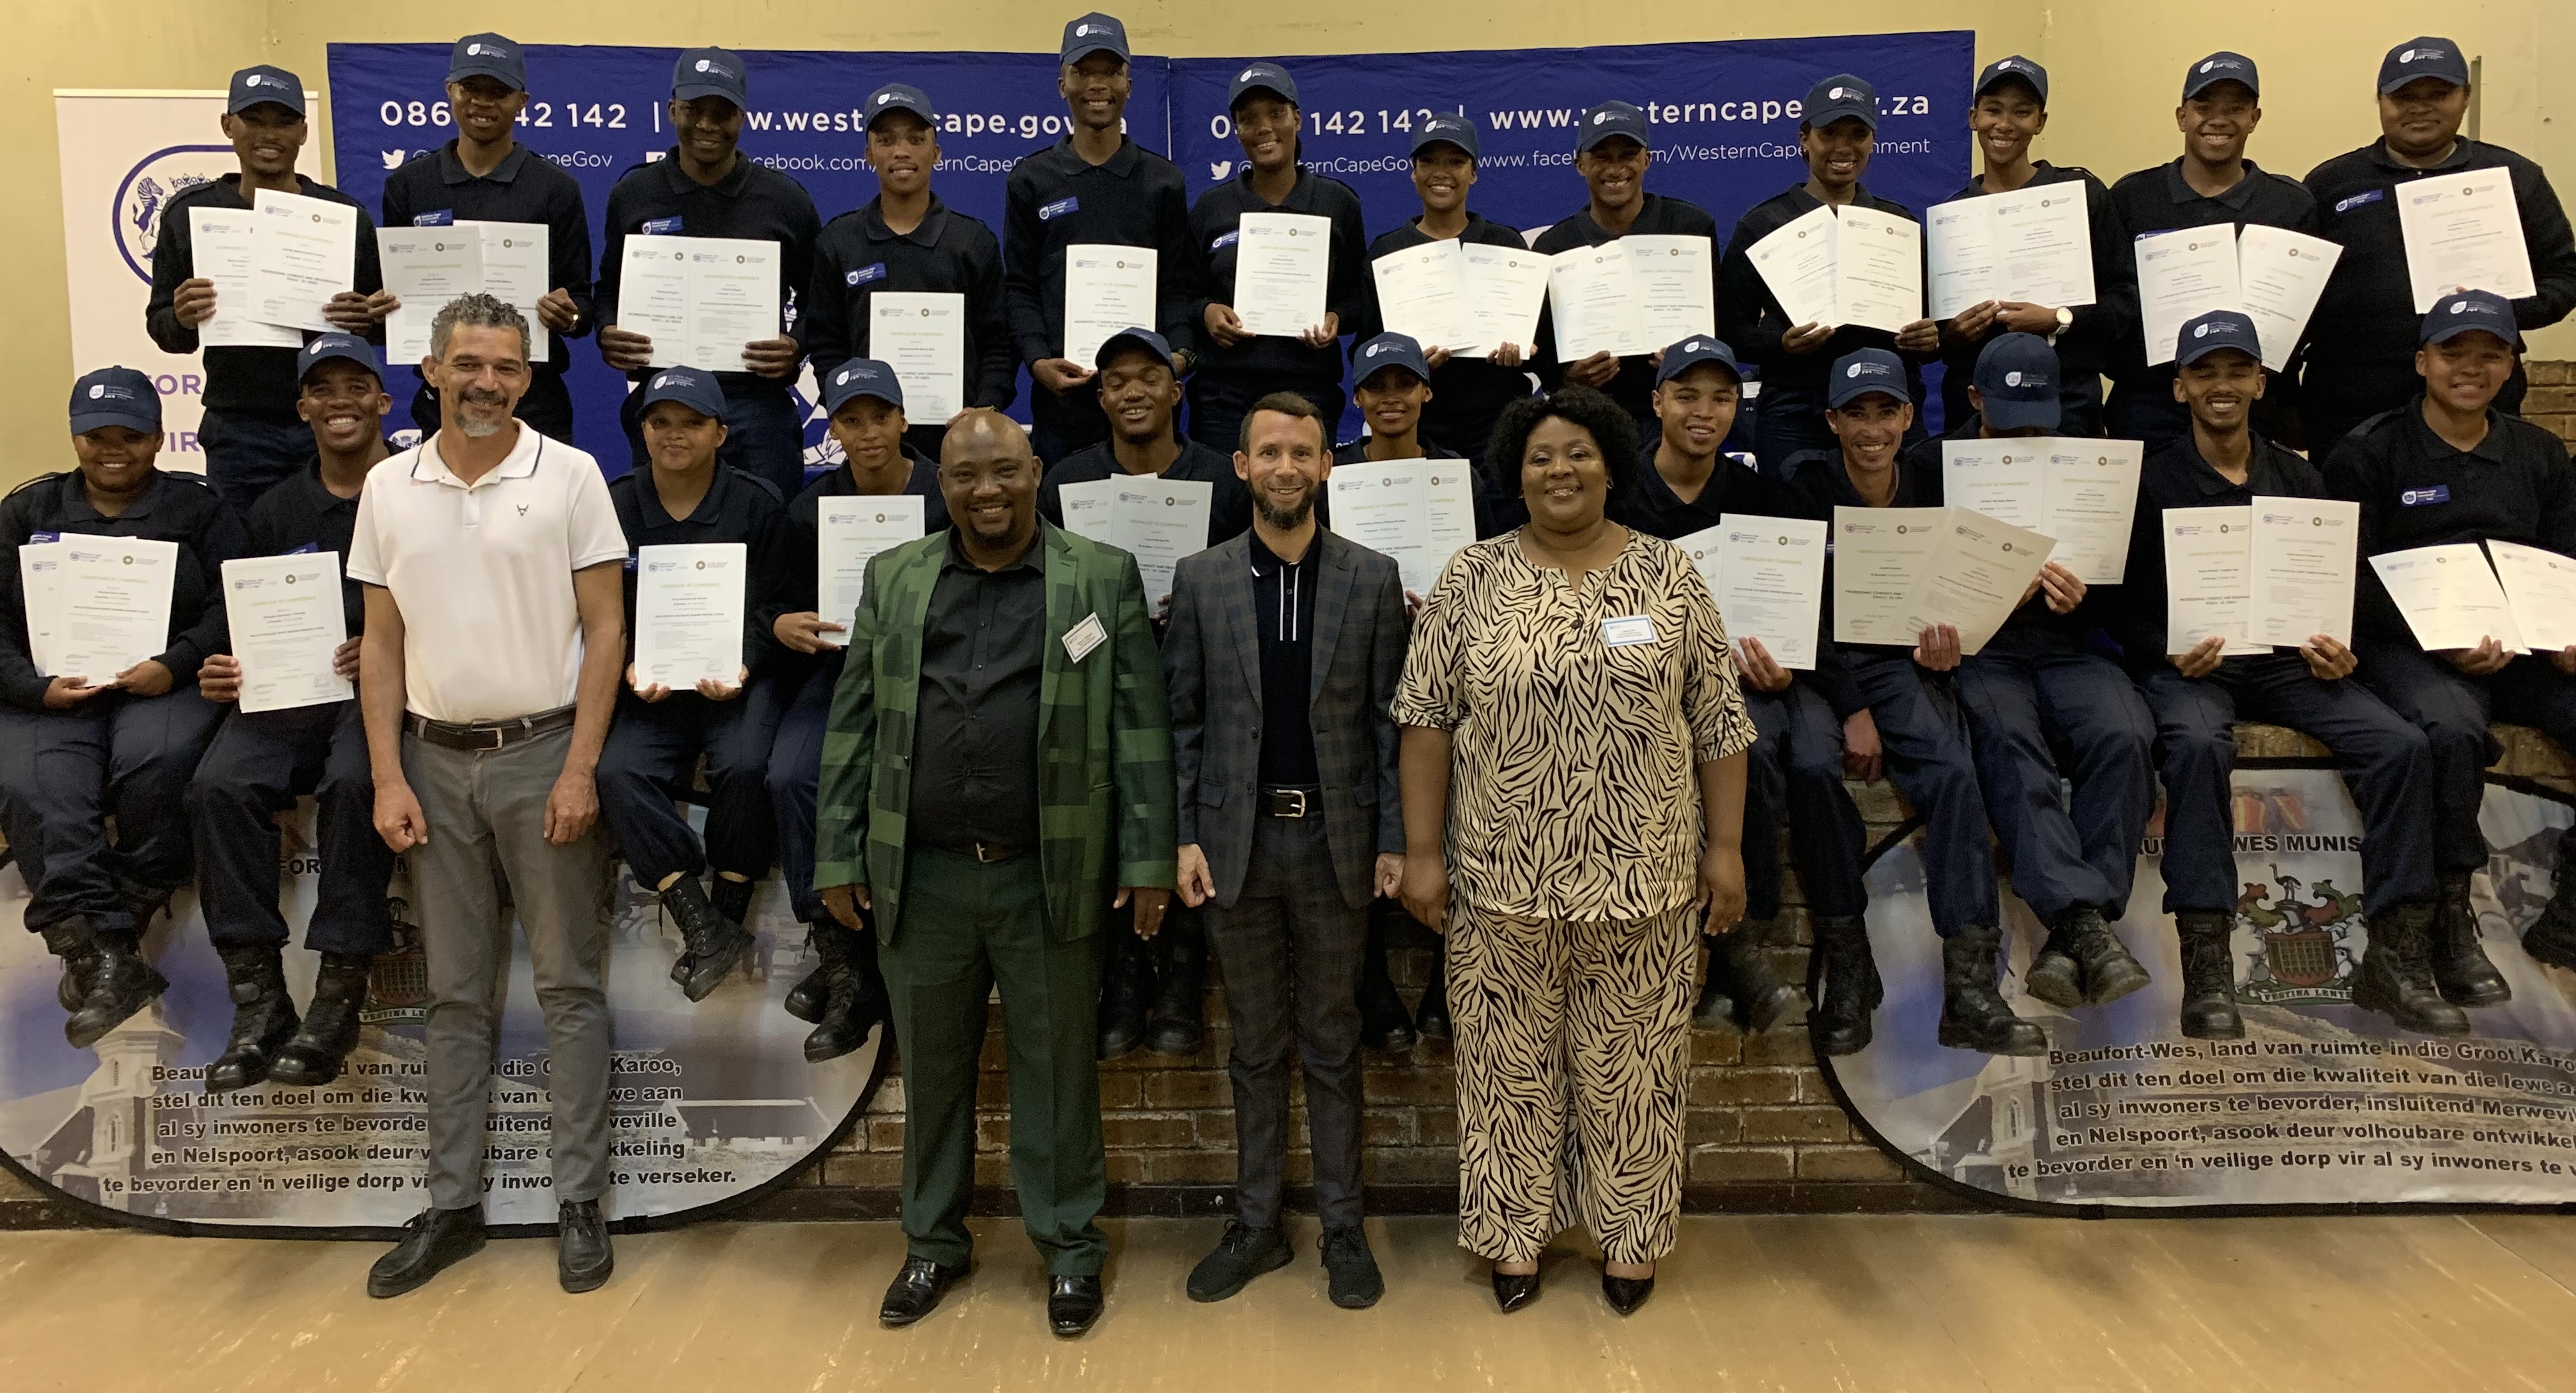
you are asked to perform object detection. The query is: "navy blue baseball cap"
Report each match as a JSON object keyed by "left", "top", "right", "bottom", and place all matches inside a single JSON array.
[
  {"left": 821, "top": 358, "right": 905, "bottom": 413},
  {"left": 864, "top": 82, "right": 937, "bottom": 129},
  {"left": 1575, "top": 101, "right": 1650, "bottom": 153},
  {"left": 1827, "top": 348, "right": 1907, "bottom": 409},
  {"left": 1094, "top": 326, "right": 1174, "bottom": 371},
  {"left": 1970, "top": 333, "right": 2060, "bottom": 429},
  {"left": 447, "top": 33, "right": 526, "bottom": 90},
  {"left": 1353, "top": 332, "right": 1432, "bottom": 388},
  {"left": 2182, "top": 52, "right": 2260, "bottom": 100},
  {"left": 297, "top": 334, "right": 383, "bottom": 387},
  {"left": 2381, "top": 37, "right": 2469, "bottom": 93},
  {"left": 672, "top": 48, "right": 748, "bottom": 105},
  {"left": 638, "top": 366, "right": 728, "bottom": 420},
  {"left": 227, "top": 65, "right": 304, "bottom": 117},
  {"left": 1657, "top": 335, "right": 1745, "bottom": 387},
  {"left": 2422, "top": 289, "right": 2521, "bottom": 348},
  {"left": 1802, "top": 75, "right": 1878, "bottom": 132},
  {"left": 69, "top": 367, "right": 162, "bottom": 435},
  {"left": 2176, "top": 309, "right": 2265, "bottom": 366},
  {"left": 1975, "top": 56, "right": 2048, "bottom": 104},
  {"left": 1411, "top": 112, "right": 1479, "bottom": 160},
  {"left": 1060, "top": 13, "right": 1130, "bottom": 65},
  {"left": 1227, "top": 61, "right": 1298, "bottom": 111}
]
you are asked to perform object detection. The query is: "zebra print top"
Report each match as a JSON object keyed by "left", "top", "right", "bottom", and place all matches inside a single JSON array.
[{"left": 1392, "top": 527, "right": 1756, "bottom": 921}]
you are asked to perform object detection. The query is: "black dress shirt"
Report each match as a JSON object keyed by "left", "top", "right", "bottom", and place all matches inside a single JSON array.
[
  {"left": 1933, "top": 163, "right": 2135, "bottom": 426},
  {"left": 1002, "top": 136, "right": 1197, "bottom": 363},
  {"left": 243, "top": 453, "right": 379, "bottom": 636},
  {"left": 147, "top": 174, "right": 386, "bottom": 423},
  {"left": 379, "top": 141, "right": 597, "bottom": 380},
  {"left": 1611, "top": 441, "right": 1786, "bottom": 540},
  {"left": 1036, "top": 438, "right": 1254, "bottom": 547},
  {"left": 1248, "top": 531, "right": 1324, "bottom": 785},
  {"left": 1187, "top": 166, "right": 1371, "bottom": 393},
  {"left": 596, "top": 151, "right": 823, "bottom": 387},
  {"left": 908, "top": 530, "right": 1047, "bottom": 855},
  {"left": 1721, "top": 185, "right": 1926, "bottom": 410},
  {"left": 0, "top": 470, "right": 250, "bottom": 709},
  {"left": 1360, "top": 212, "right": 1538, "bottom": 458},
  {"left": 2106, "top": 157, "right": 2318, "bottom": 401},
  {"left": 609, "top": 465, "right": 785, "bottom": 675},
  {"left": 750, "top": 448, "right": 950, "bottom": 649},
  {"left": 1533, "top": 193, "right": 1723, "bottom": 424},
  {"left": 2115, "top": 431, "right": 2326, "bottom": 662},
  {"left": 802, "top": 194, "right": 1015, "bottom": 411},
  {"left": 2324, "top": 401, "right": 2576, "bottom": 644}
]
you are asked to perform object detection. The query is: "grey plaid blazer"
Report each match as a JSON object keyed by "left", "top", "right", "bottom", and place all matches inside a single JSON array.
[{"left": 1163, "top": 527, "right": 1408, "bottom": 910}]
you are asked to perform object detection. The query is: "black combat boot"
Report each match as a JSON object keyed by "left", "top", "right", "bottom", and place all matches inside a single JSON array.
[
  {"left": 2524, "top": 829, "right": 2576, "bottom": 971},
  {"left": 1146, "top": 913, "right": 1207, "bottom": 1056},
  {"left": 1096, "top": 928, "right": 1153, "bottom": 1060},
  {"left": 1413, "top": 943, "right": 1452, "bottom": 1040},
  {"left": 2174, "top": 911, "right": 2243, "bottom": 1040},
  {"left": 65, "top": 928, "right": 169, "bottom": 1050},
  {"left": 1356, "top": 909, "right": 1417, "bottom": 1053},
  {"left": 40, "top": 921, "right": 102, "bottom": 1013},
  {"left": 2025, "top": 907, "right": 2150, "bottom": 1008},
  {"left": 663, "top": 876, "right": 754, "bottom": 1003},
  {"left": 2430, "top": 872, "right": 2510, "bottom": 1006},
  {"left": 269, "top": 952, "right": 374, "bottom": 1087},
  {"left": 693, "top": 875, "right": 760, "bottom": 994},
  {"left": 782, "top": 923, "right": 831, "bottom": 1024},
  {"left": 804, "top": 921, "right": 883, "bottom": 1063},
  {"left": 2352, "top": 902, "right": 2469, "bottom": 1035},
  {"left": 207, "top": 944, "right": 298, "bottom": 1094},
  {"left": 1936, "top": 925, "right": 2047, "bottom": 1056},
  {"left": 1717, "top": 920, "right": 1808, "bottom": 1034},
  {"left": 1810, "top": 916, "right": 1880, "bottom": 1057},
  {"left": 1690, "top": 935, "right": 1736, "bottom": 1030}
]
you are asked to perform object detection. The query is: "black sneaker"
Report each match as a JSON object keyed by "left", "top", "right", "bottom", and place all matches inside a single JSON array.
[
  {"left": 1185, "top": 1220, "right": 1291, "bottom": 1302},
  {"left": 1321, "top": 1225, "right": 1384, "bottom": 1309}
]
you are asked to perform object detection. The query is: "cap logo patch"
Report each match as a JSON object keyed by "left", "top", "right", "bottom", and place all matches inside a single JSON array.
[
  {"left": 1076, "top": 23, "right": 1093, "bottom": 35},
  {"left": 1685, "top": 339, "right": 1703, "bottom": 351},
  {"left": 1240, "top": 68, "right": 1259, "bottom": 82},
  {"left": 1829, "top": 87, "right": 1850, "bottom": 100},
  {"left": 694, "top": 59, "right": 710, "bottom": 72},
  {"left": 2451, "top": 300, "right": 2468, "bottom": 313},
  {"left": 1593, "top": 112, "right": 1612, "bottom": 124},
  {"left": 2195, "top": 323, "right": 2211, "bottom": 337},
  {"left": 2004, "top": 371, "right": 2022, "bottom": 386}
]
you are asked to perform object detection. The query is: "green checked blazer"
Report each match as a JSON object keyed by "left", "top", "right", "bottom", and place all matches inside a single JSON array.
[{"left": 811, "top": 521, "right": 1177, "bottom": 946}]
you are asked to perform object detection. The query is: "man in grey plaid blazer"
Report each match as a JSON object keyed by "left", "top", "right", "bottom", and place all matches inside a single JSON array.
[{"left": 1165, "top": 393, "right": 1407, "bottom": 1311}]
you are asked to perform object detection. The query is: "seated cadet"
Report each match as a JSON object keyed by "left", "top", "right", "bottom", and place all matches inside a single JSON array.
[
  {"left": 595, "top": 366, "right": 786, "bottom": 1003},
  {"left": 2327, "top": 289, "right": 2576, "bottom": 996},
  {"left": 1613, "top": 337, "right": 1847, "bottom": 1040},
  {"left": 2115, "top": 311, "right": 2441, "bottom": 1037},
  {"left": 755, "top": 358, "right": 944, "bottom": 1061},
  {"left": 0, "top": 367, "right": 248, "bottom": 1047},
  {"left": 1783, "top": 349, "right": 2035, "bottom": 1055},
  {"left": 187, "top": 336, "right": 401, "bottom": 1091},
  {"left": 1334, "top": 331, "right": 1524, "bottom": 544},
  {"left": 1912, "top": 334, "right": 2158, "bottom": 1018}
]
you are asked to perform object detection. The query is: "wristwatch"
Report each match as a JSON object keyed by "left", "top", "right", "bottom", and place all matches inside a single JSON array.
[{"left": 2048, "top": 305, "right": 2073, "bottom": 345}]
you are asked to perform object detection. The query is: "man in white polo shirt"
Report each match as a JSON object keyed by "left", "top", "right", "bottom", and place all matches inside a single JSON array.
[{"left": 346, "top": 292, "right": 629, "bottom": 1300}]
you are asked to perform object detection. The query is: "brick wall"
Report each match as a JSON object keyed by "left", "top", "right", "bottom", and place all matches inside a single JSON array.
[{"left": 2520, "top": 360, "right": 2576, "bottom": 449}]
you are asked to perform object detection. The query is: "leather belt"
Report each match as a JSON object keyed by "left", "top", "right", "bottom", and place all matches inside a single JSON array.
[
  {"left": 404, "top": 707, "right": 576, "bottom": 752},
  {"left": 1261, "top": 786, "right": 1321, "bottom": 819},
  {"left": 970, "top": 842, "right": 1022, "bottom": 863}
]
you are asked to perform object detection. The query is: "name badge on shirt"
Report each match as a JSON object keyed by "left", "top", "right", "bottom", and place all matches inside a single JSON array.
[
  {"left": 412, "top": 210, "right": 455, "bottom": 227},
  {"left": 2400, "top": 484, "right": 2452, "bottom": 507},
  {"left": 1038, "top": 196, "right": 1079, "bottom": 222},
  {"left": 845, "top": 262, "right": 888, "bottom": 286},
  {"left": 30, "top": 530, "right": 58, "bottom": 544},
  {"left": 1210, "top": 230, "right": 1239, "bottom": 252},
  {"left": 1063, "top": 612, "right": 1108, "bottom": 663},
  {"left": 287, "top": 542, "right": 319, "bottom": 555},
  {"left": 1601, "top": 615, "right": 1658, "bottom": 648},
  {"left": 641, "top": 216, "right": 684, "bottom": 235},
  {"left": 2334, "top": 188, "right": 2386, "bottom": 215}
]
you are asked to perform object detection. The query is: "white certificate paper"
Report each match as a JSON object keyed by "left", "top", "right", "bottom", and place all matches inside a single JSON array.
[
  {"left": 1710, "top": 514, "right": 1828, "bottom": 670},
  {"left": 1055, "top": 476, "right": 1213, "bottom": 604},
  {"left": 2162, "top": 506, "right": 2266, "bottom": 655},
  {"left": 870, "top": 292, "right": 967, "bottom": 424},
  {"left": 2251, "top": 498, "right": 2358, "bottom": 647},
  {"left": 1925, "top": 184, "right": 2096, "bottom": 318},
  {"left": 1370, "top": 241, "right": 1471, "bottom": 352},
  {"left": 1896, "top": 507, "right": 2055, "bottom": 656},
  {"left": 816, "top": 495, "right": 926, "bottom": 640},
  {"left": 1623, "top": 234, "right": 1717, "bottom": 345},
  {"left": 378, "top": 226, "right": 485, "bottom": 363},
  {"left": 1547, "top": 243, "right": 1640, "bottom": 359},
  {"left": 188, "top": 208, "right": 302, "bottom": 348},
  {"left": 1062, "top": 245, "right": 1158, "bottom": 369},
  {"left": 2135, "top": 227, "right": 2242, "bottom": 366},
  {"left": 1830, "top": 206, "right": 1923, "bottom": 335},
  {"left": 2397, "top": 167, "right": 2536, "bottom": 312},
  {"left": 461, "top": 220, "right": 551, "bottom": 363},
  {"left": 1324, "top": 459, "right": 1476, "bottom": 596},
  {"left": 1459, "top": 243, "right": 1549, "bottom": 359},
  {"left": 617, "top": 235, "right": 780, "bottom": 371},
  {"left": 222, "top": 551, "right": 351, "bottom": 712},
  {"left": 2370, "top": 544, "right": 2526, "bottom": 653},
  {"left": 1938, "top": 438, "right": 2142, "bottom": 583},
  {"left": 1745, "top": 204, "right": 1842, "bottom": 331},
  {"left": 1832, "top": 506, "right": 1948, "bottom": 645},
  {"left": 1232, "top": 212, "right": 1331, "bottom": 339},
  {"left": 633, "top": 543, "right": 747, "bottom": 688},
  {"left": 2234, "top": 225, "right": 2342, "bottom": 371},
  {"left": 250, "top": 187, "right": 357, "bottom": 333},
  {"left": 17, "top": 539, "right": 65, "bottom": 675},
  {"left": 2487, "top": 540, "right": 2576, "bottom": 653},
  {"left": 51, "top": 537, "right": 178, "bottom": 682}
]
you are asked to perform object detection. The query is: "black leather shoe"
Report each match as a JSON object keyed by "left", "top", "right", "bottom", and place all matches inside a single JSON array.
[
  {"left": 1048, "top": 1275, "right": 1103, "bottom": 1337},
  {"left": 556, "top": 1199, "right": 613, "bottom": 1293},
  {"left": 783, "top": 924, "right": 831, "bottom": 1023},
  {"left": 1690, "top": 934, "right": 1738, "bottom": 1029},
  {"left": 879, "top": 1255, "right": 968, "bottom": 1327},
  {"left": 1602, "top": 1270, "right": 1655, "bottom": 1316},
  {"left": 1321, "top": 1225, "right": 1384, "bottom": 1309},
  {"left": 2064, "top": 907, "right": 2154, "bottom": 1005},
  {"left": 1719, "top": 921, "right": 1809, "bottom": 1033},
  {"left": 2353, "top": 902, "right": 2470, "bottom": 1035},
  {"left": 40, "top": 921, "right": 101, "bottom": 1013},
  {"left": 1186, "top": 1220, "right": 1290, "bottom": 1302},
  {"left": 367, "top": 1205, "right": 486, "bottom": 1298},
  {"left": 1491, "top": 1265, "right": 1540, "bottom": 1314},
  {"left": 1811, "top": 916, "right": 1882, "bottom": 1056},
  {"left": 1097, "top": 930, "right": 1153, "bottom": 1059},
  {"left": 803, "top": 922, "right": 883, "bottom": 1063},
  {"left": 1936, "top": 925, "right": 2047, "bottom": 1056}
]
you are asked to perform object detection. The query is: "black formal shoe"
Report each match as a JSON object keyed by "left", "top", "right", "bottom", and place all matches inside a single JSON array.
[
  {"left": 268, "top": 952, "right": 372, "bottom": 1088},
  {"left": 2432, "top": 872, "right": 2511, "bottom": 1006},
  {"left": 2174, "top": 911, "right": 2244, "bottom": 1040},
  {"left": 65, "top": 930, "right": 169, "bottom": 1051},
  {"left": 367, "top": 1205, "right": 487, "bottom": 1298},
  {"left": 1186, "top": 1220, "right": 1290, "bottom": 1302},
  {"left": 1811, "top": 916, "right": 1882, "bottom": 1056},
  {"left": 555, "top": 1199, "right": 613, "bottom": 1293},
  {"left": 1321, "top": 1225, "right": 1384, "bottom": 1309},
  {"left": 1601, "top": 1270, "right": 1655, "bottom": 1317},
  {"left": 879, "top": 1255, "right": 969, "bottom": 1327},
  {"left": 1146, "top": 914, "right": 1206, "bottom": 1055},
  {"left": 664, "top": 877, "right": 755, "bottom": 1002},
  {"left": 207, "top": 944, "right": 297, "bottom": 1094},
  {"left": 1413, "top": 948, "right": 1452, "bottom": 1040},
  {"left": 1491, "top": 1265, "right": 1540, "bottom": 1314},
  {"left": 1936, "top": 925, "right": 2047, "bottom": 1056},
  {"left": 1048, "top": 1275, "right": 1104, "bottom": 1337}
]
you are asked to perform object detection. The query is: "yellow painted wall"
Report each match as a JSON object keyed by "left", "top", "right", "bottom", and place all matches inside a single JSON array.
[{"left": 12, "top": 1, "right": 2570, "bottom": 488}]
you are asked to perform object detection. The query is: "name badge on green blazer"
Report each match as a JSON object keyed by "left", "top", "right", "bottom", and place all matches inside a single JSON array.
[{"left": 1063, "top": 611, "right": 1107, "bottom": 663}]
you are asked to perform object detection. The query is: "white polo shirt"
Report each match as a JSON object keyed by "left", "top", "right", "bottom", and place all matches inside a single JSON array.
[{"left": 346, "top": 425, "right": 627, "bottom": 723}]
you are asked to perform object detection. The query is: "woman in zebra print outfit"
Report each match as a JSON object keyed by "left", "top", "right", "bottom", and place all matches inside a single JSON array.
[{"left": 1392, "top": 387, "right": 1756, "bottom": 1317}]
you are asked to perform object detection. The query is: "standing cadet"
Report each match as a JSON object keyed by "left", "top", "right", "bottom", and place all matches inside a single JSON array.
[
  {"left": 187, "top": 337, "right": 398, "bottom": 1093},
  {"left": 756, "top": 360, "right": 946, "bottom": 1063},
  {"left": 1781, "top": 349, "right": 2035, "bottom": 1056},
  {"left": 2327, "top": 289, "right": 2569, "bottom": 1013},
  {"left": 1186, "top": 61, "right": 1370, "bottom": 454},
  {"left": 1006, "top": 13, "right": 1197, "bottom": 463},
  {"left": 1533, "top": 102, "right": 1724, "bottom": 438},
  {"left": 595, "top": 366, "right": 786, "bottom": 1003},
  {"left": 597, "top": 48, "right": 822, "bottom": 497},
  {"left": 802, "top": 82, "right": 1014, "bottom": 463},
  {"left": 1722, "top": 76, "right": 1942, "bottom": 475},
  {"left": 1361, "top": 114, "right": 1533, "bottom": 465},
  {"left": 1935, "top": 57, "right": 2131, "bottom": 438},
  {"left": 2114, "top": 311, "right": 2439, "bottom": 1039},
  {"left": 379, "top": 33, "right": 596, "bottom": 442},
  {"left": 147, "top": 65, "right": 387, "bottom": 512},
  {"left": 2106, "top": 52, "right": 2317, "bottom": 450},
  {"left": 2304, "top": 38, "right": 2576, "bottom": 450}
]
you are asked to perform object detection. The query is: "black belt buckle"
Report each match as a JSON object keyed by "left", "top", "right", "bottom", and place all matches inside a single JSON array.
[
  {"left": 972, "top": 841, "right": 1016, "bottom": 863},
  {"left": 1262, "top": 787, "right": 1312, "bottom": 819}
]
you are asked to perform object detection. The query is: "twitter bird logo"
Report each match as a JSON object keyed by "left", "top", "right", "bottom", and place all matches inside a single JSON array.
[
  {"left": 379, "top": 150, "right": 407, "bottom": 171},
  {"left": 1209, "top": 160, "right": 1232, "bottom": 181}
]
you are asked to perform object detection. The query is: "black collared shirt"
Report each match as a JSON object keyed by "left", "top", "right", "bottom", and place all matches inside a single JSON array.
[
  {"left": 0, "top": 469, "right": 250, "bottom": 709},
  {"left": 608, "top": 465, "right": 785, "bottom": 673},
  {"left": 1534, "top": 193, "right": 1724, "bottom": 423},
  {"left": 1002, "top": 135, "right": 1197, "bottom": 362},
  {"left": 380, "top": 141, "right": 597, "bottom": 379},
  {"left": 1611, "top": 440, "right": 1785, "bottom": 540},
  {"left": 908, "top": 529, "right": 1047, "bottom": 856},
  {"left": 803, "top": 194, "right": 1015, "bottom": 411},
  {"left": 1248, "top": 531, "right": 1324, "bottom": 785},
  {"left": 2304, "top": 139, "right": 2576, "bottom": 372},
  {"left": 147, "top": 174, "right": 387, "bottom": 423},
  {"left": 1781, "top": 443, "right": 1944, "bottom": 718},
  {"left": 1036, "top": 437, "right": 1254, "bottom": 548},
  {"left": 1188, "top": 165, "right": 1371, "bottom": 390},
  {"left": 1935, "top": 163, "right": 2134, "bottom": 424},
  {"left": 243, "top": 452, "right": 380, "bottom": 636},
  {"left": 2106, "top": 157, "right": 2317, "bottom": 387},
  {"left": 1721, "top": 185, "right": 1925, "bottom": 408},
  {"left": 2115, "top": 431, "right": 2325, "bottom": 662},
  {"left": 751, "top": 447, "right": 951, "bottom": 647},
  {"left": 1361, "top": 212, "right": 1538, "bottom": 457},
  {"left": 596, "top": 150, "right": 824, "bottom": 385},
  {"left": 2324, "top": 400, "right": 2576, "bottom": 643}
]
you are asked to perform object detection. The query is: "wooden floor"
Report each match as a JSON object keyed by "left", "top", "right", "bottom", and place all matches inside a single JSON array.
[{"left": 4, "top": 1212, "right": 2575, "bottom": 1390}]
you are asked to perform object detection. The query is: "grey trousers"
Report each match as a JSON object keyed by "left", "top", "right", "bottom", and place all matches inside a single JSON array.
[
  {"left": 1203, "top": 814, "right": 1368, "bottom": 1229},
  {"left": 404, "top": 726, "right": 613, "bottom": 1211}
]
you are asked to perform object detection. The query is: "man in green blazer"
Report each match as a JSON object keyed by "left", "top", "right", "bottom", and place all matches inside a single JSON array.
[{"left": 815, "top": 408, "right": 1174, "bottom": 1339}]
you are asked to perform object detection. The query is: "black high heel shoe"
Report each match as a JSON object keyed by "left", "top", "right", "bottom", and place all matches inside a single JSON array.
[
  {"left": 1492, "top": 1264, "right": 1541, "bottom": 1313},
  {"left": 1601, "top": 1268, "right": 1655, "bottom": 1316}
]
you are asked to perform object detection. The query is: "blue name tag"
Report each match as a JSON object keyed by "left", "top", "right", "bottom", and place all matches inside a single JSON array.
[
  {"left": 641, "top": 216, "right": 684, "bottom": 235},
  {"left": 1211, "top": 230, "right": 1239, "bottom": 252},
  {"left": 412, "top": 210, "right": 454, "bottom": 227},
  {"left": 30, "top": 530, "right": 59, "bottom": 544},
  {"left": 2400, "top": 484, "right": 2451, "bottom": 506},
  {"left": 624, "top": 553, "right": 640, "bottom": 571},
  {"left": 1038, "top": 196, "right": 1078, "bottom": 222},
  {"left": 287, "top": 542, "right": 319, "bottom": 555},
  {"left": 845, "top": 262, "right": 888, "bottom": 286},
  {"left": 2334, "top": 188, "right": 2386, "bottom": 215}
]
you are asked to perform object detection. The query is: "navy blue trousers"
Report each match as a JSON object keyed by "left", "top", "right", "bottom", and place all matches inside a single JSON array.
[
  {"left": 187, "top": 700, "right": 395, "bottom": 953},
  {"left": 1843, "top": 650, "right": 2000, "bottom": 935},
  {"left": 1956, "top": 628, "right": 2156, "bottom": 924},
  {"left": 595, "top": 679, "right": 785, "bottom": 889},
  {"left": 0, "top": 691, "right": 224, "bottom": 935},
  {"left": 197, "top": 410, "right": 312, "bottom": 516},
  {"left": 1742, "top": 683, "right": 1869, "bottom": 923},
  {"left": 767, "top": 656, "right": 841, "bottom": 925},
  {"left": 2357, "top": 642, "right": 2576, "bottom": 875}
]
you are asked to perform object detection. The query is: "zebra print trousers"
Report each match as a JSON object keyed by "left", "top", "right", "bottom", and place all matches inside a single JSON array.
[{"left": 1448, "top": 900, "right": 1699, "bottom": 1266}]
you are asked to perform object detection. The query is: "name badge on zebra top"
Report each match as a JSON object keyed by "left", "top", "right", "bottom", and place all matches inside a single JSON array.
[
  {"left": 1601, "top": 615, "right": 1657, "bottom": 647},
  {"left": 1063, "top": 611, "right": 1107, "bottom": 663}
]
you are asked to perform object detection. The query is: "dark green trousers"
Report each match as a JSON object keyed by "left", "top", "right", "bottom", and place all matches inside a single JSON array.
[{"left": 883, "top": 847, "right": 1108, "bottom": 1274}]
